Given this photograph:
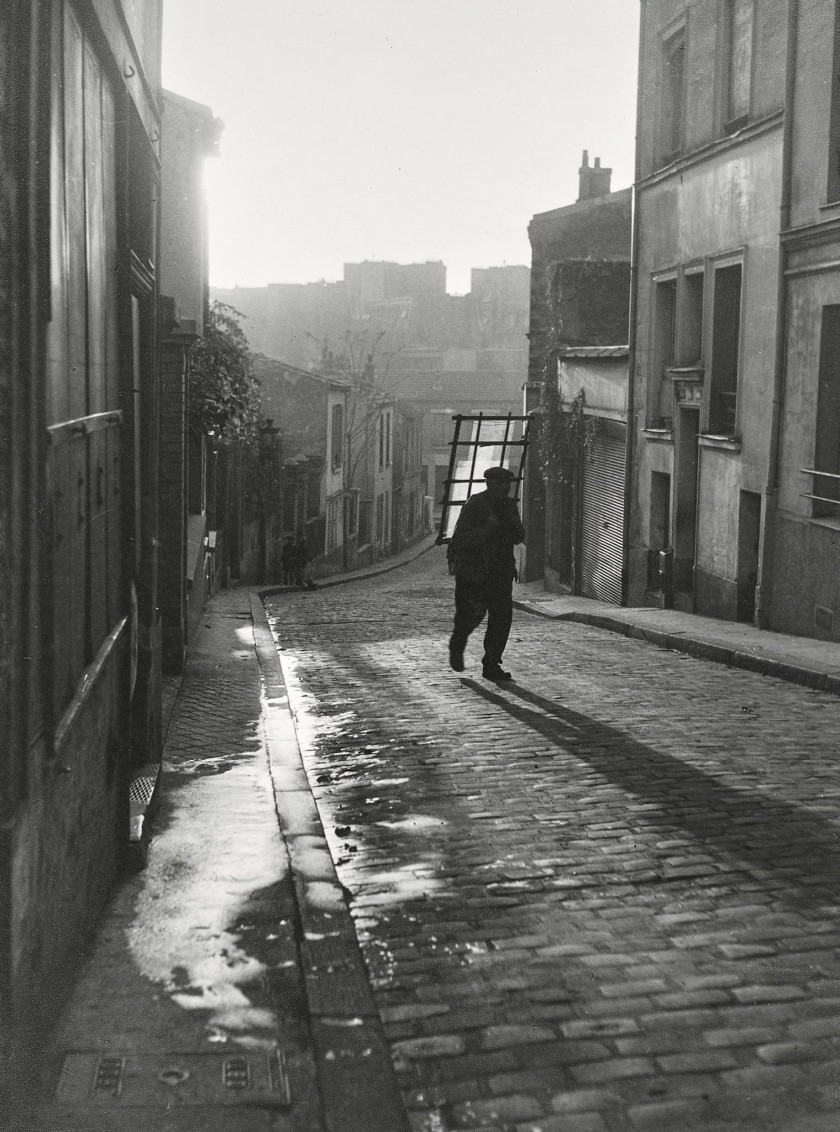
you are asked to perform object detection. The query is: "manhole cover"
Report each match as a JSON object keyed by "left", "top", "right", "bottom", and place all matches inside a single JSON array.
[{"left": 55, "top": 1050, "right": 291, "bottom": 1107}]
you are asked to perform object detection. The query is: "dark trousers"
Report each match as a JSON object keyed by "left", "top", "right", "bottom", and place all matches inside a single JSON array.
[{"left": 452, "top": 572, "right": 514, "bottom": 667}]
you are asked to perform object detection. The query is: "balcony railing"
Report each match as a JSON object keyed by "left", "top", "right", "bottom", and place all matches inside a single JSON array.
[{"left": 801, "top": 468, "right": 840, "bottom": 515}]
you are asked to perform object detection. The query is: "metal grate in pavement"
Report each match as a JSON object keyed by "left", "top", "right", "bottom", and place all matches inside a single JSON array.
[{"left": 54, "top": 1050, "right": 291, "bottom": 1108}]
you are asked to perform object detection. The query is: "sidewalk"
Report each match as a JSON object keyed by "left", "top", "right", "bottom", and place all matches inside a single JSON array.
[
  {"left": 22, "top": 586, "right": 408, "bottom": 1132},
  {"left": 513, "top": 581, "right": 840, "bottom": 697}
]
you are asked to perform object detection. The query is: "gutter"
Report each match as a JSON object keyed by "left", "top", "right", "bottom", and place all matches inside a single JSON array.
[
  {"left": 755, "top": 0, "right": 798, "bottom": 629},
  {"left": 622, "top": 0, "right": 647, "bottom": 606}
]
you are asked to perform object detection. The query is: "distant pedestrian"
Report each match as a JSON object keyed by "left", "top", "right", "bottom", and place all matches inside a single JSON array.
[
  {"left": 293, "top": 537, "right": 309, "bottom": 587},
  {"left": 281, "top": 536, "right": 295, "bottom": 586},
  {"left": 447, "top": 466, "right": 524, "bottom": 681}
]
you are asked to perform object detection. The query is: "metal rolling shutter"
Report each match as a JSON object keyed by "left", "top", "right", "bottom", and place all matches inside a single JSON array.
[{"left": 580, "top": 426, "right": 626, "bottom": 605}]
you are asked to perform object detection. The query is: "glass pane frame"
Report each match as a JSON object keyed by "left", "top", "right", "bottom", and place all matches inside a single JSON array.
[{"left": 436, "top": 413, "right": 532, "bottom": 544}]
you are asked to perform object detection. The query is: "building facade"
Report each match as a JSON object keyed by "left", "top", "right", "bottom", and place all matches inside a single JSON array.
[
  {"left": 769, "top": 0, "right": 840, "bottom": 639},
  {"left": 158, "top": 90, "right": 221, "bottom": 672},
  {"left": 255, "top": 356, "right": 353, "bottom": 577},
  {"left": 628, "top": 0, "right": 794, "bottom": 626},
  {"left": 0, "top": 0, "right": 164, "bottom": 1093},
  {"left": 523, "top": 156, "right": 632, "bottom": 586}
]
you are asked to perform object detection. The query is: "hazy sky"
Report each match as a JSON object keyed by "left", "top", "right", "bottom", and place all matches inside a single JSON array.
[{"left": 162, "top": 1, "right": 640, "bottom": 295}]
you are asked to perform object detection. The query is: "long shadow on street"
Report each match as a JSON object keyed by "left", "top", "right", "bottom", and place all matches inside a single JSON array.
[{"left": 462, "top": 677, "right": 840, "bottom": 910}]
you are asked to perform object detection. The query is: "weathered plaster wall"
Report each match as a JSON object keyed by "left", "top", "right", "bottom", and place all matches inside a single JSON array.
[{"left": 559, "top": 357, "right": 628, "bottom": 419}]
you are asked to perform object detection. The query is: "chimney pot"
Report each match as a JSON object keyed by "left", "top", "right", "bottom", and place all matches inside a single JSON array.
[{"left": 577, "top": 151, "right": 613, "bottom": 201}]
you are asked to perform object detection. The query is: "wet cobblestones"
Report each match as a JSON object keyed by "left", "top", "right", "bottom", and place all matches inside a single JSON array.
[{"left": 265, "top": 552, "right": 840, "bottom": 1131}]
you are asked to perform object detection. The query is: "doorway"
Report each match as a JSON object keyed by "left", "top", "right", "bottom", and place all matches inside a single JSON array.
[
  {"left": 737, "top": 490, "right": 761, "bottom": 623},
  {"left": 673, "top": 406, "right": 699, "bottom": 610}
]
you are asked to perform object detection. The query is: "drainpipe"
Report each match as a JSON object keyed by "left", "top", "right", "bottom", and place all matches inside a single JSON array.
[
  {"left": 622, "top": 0, "right": 647, "bottom": 606},
  {"left": 754, "top": 0, "right": 798, "bottom": 629}
]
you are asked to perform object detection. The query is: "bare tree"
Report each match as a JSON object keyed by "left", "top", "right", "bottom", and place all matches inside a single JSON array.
[{"left": 308, "top": 327, "right": 403, "bottom": 495}]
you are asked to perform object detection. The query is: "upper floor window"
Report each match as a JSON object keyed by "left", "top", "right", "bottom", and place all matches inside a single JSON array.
[
  {"left": 660, "top": 26, "right": 687, "bottom": 161},
  {"left": 378, "top": 409, "right": 392, "bottom": 467},
  {"left": 331, "top": 402, "right": 344, "bottom": 470},
  {"left": 724, "top": 0, "right": 753, "bottom": 128},
  {"left": 828, "top": 12, "right": 840, "bottom": 202},
  {"left": 680, "top": 270, "right": 705, "bottom": 366},
  {"left": 650, "top": 277, "right": 677, "bottom": 425},
  {"left": 708, "top": 262, "right": 742, "bottom": 435}
]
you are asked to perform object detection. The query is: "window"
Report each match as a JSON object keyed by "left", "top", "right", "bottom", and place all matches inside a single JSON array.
[
  {"left": 375, "top": 494, "right": 385, "bottom": 543},
  {"left": 680, "top": 271, "right": 704, "bottom": 365},
  {"left": 813, "top": 306, "right": 840, "bottom": 516},
  {"left": 326, "top": 495, "right": 342, "bottom": 550},
  {"left": 345, "top": 490, "right": 358, "bottom": 538},
  {"left": 652, "top": 277, "right": 677, "bottom": 425},
  {"left": 648, "top": 471, "right": 671, "bottom": 589},
  {"left": 660, "top": 26, "right": 687, "bottom": 160},
  {"left": 708, "top": 263, "right": 742, "bottom": 435},
  {"left": 358, "top": 498, "right": 372, "bottom": 545},
  {"left": 724, "top": 0, "right": 753, "bottom": 128},
  {"left": 829, "top": 11, "right": 840, "bottom": 201},
  {"left": 378, "top": 409, "right": 392, "bottom": 468},
  {"left": 402, "top": 420, "right": 416, "bottom": 474},
  {"left": 331, "top": 402, "right": 344, "bottom": 470}
]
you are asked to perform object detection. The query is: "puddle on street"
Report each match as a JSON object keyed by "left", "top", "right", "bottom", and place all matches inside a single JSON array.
[
  {"left": 128, "top": 685, "right": 296, "bottom": 1050},
  {"left": 376, "top": 814, "right": 447, "bottom": 833},
  {"left": 277, "top": 647, "right": 451, "bottom": 941}
]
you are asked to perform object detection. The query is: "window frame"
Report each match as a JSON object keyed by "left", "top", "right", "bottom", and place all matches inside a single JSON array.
[
  {"left": 810, "top": 305, "right": 840, "bottom": 518},
  {"left": 658, "top": 18, "right": 688, "bottom": 165},
  {"left": 827, "top": 6, "right": 840, "bottom": 203},
  {"left": 718, "top": 0, "right": 755, "bottom": 135},
  {"left": 330, "top": 401, "right": 344, "bottom": 472},
  {"left": 648, "top": 270, "right": 678, "bottom": 427},
  {"left": 705, "top": 255, "right": 745, "bottom": 437}
]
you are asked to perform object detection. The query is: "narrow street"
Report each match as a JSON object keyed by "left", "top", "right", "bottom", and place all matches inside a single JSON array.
[{"left": 266, "top": 548, "right": 840, "bottom": 1132}]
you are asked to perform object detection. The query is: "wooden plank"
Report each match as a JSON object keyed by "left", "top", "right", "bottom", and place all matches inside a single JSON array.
[
  {"left": 48, "top": 441, "right": 72, "bottom": 716},
  {"left": 70, "top": 438, "right": 89, "bottom": 672},
  {"left": 88, "top": 429, "right": 108, "bottom": 646},
  {"left": 102, "top": 76, "right": 119, "bottom": 409},
  {"left": 106, "top": 423, "right": 124, "bottom": 628},
  {"left": 84, "top": 39, "right": 106, "bottom": 415},
  {"left": 46, "top": 7, "right": 69, "bottom": 426},
  {"left": 64, "top": 2, "right": 87, "bottom": 420}
]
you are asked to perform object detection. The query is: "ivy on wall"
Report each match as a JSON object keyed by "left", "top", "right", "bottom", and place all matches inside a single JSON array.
[{"left": 189, "top": 302, "right": 262, "bottom": 449}]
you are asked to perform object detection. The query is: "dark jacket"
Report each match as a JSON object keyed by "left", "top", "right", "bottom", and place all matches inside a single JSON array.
[{"left": 449, "top": 490, "right": 525, "bottom": 583}]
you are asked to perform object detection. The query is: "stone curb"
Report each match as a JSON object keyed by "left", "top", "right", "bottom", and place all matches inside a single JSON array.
[
  {"left": 513, "top": 600, "right": 840, "bottom": 698},
  {"left": 248, "top": 593, "right": 411, "bottom": 1132},
  {"left": 258, "top": 534, "right": 439, "bottom": 599}
]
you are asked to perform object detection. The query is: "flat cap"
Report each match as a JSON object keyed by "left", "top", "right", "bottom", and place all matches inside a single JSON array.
[{"left": 484, "top": 466, "right": 515, "bottom": 482}]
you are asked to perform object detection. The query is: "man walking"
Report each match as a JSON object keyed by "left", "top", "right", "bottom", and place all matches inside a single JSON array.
[{"left": 447, "top": 466, "right": 525, "bottom": 681}]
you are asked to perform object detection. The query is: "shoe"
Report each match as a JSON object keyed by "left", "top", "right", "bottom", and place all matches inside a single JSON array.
[
  {"left": 482, "top": 664, "right": 512, "bottom": 682},
  {"left": 448, "top": 638, "right": 465, "bottom": 672}
]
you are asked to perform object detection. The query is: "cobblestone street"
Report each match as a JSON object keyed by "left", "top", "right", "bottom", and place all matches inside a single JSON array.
[{"left": 266, "top": 549, "right": 840, "bottom": 1132}]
